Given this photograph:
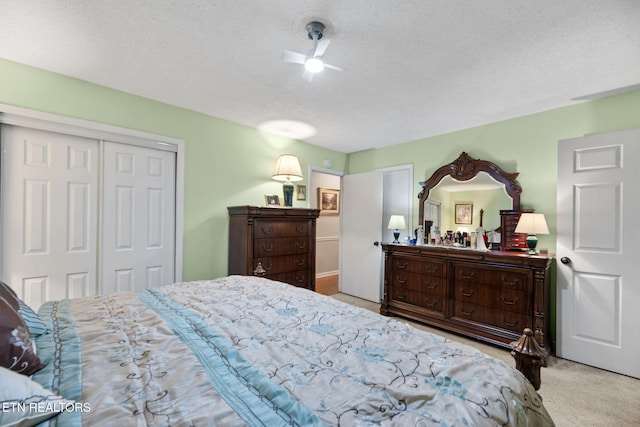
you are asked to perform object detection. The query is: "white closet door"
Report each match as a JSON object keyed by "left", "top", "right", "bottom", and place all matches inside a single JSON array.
[
  {"left": 1, "top": 125, "right": 99, "bottom": 308},
  {"left": 100, "top": 141, "right": 176, "bottom": 293}
]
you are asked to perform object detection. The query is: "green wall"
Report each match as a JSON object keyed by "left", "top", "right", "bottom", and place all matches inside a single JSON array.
[{"left": 0, "top": 59, "right": 347, "bottom": 281}]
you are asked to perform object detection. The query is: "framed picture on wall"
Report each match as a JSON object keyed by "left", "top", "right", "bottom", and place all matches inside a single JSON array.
[
  {"left": 296, "top": 185, "right": 307, "bottom": 201},
  {"left": 318, "top": 188, "right": 340, "bottom": 215},
  {"left": 455, "top": 203, "right": 473, "bottom": 224}
]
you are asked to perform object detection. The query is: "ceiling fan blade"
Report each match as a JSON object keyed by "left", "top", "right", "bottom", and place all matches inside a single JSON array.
[
  {"left": 313, "top": 38, "right": 331, "bottom": 57},
  {"left": 282, "top": 50, "right": 307, "bottom": 64},
  {"left": 302, "top": 70, "right": 314, "bottom": 82},
  {"left": 324, "top": 63, "right": 343, "bottom": 72}
]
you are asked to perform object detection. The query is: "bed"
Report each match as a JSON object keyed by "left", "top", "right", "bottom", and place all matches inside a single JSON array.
[{"left": 1, "top": 276, "right": 554, "bottom": 426}]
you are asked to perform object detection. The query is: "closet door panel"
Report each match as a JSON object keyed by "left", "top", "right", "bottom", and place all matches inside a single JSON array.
[
  {"left": 100, "top": 141, "right": 176, "bottom": 293},
  {"left": 1, "top": 125, "right": 99, "bottom": 309}
]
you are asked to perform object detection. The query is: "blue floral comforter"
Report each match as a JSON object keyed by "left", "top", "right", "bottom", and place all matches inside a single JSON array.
[{"left": 33, "top": 276, "right": 554, "bottom": 426}]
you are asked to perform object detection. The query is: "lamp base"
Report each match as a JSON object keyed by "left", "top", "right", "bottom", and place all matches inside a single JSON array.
[
  {"left": 525, "top": 233, "right": 538, "bottom": 255},
  {"left": 282, "top": 181, "right": 294, "bottom": 207},
  {"left": 393, "top": 230, "right": 400, "bottom": 244}
]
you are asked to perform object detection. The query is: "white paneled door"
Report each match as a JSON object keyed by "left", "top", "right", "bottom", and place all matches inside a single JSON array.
[
  {"left": 101, "top": 141, "right": 175, "bottom": 293},
  {"left": 1, "top": 125, "right": 99, "bottom": 307},
  {"left": 556, "top": 128, "right": 640, "bottom": 379},
  {"left": 1, "top": 125, "right": 177, "bottom": 308},
  {"left": 340, "top": 170, "right": 384, "bottom": 302}
]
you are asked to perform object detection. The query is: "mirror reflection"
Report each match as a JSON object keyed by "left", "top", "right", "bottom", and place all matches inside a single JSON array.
[{"left": 424, "top": 172, "right": 512, "bottom": 234}]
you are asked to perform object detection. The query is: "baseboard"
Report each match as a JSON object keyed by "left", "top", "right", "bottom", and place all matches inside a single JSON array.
[{"left": 315, "top": 273, "right": 339, "bottom": 295}]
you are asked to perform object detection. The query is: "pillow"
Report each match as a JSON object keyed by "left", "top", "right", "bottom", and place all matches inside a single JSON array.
[
  {"left": 0, "top": 366, "right": 73, "bottom": 427},
  {"left": 0, "top": 282, "right": 45, "bottom": 375},
  {"left": 17, "top": 300, "right": 50, "bottom": 337}
]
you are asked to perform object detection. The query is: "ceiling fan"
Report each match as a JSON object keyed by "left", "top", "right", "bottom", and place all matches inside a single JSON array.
[{"left": 282, "top": 21, "right": 343, "bottom": 82}]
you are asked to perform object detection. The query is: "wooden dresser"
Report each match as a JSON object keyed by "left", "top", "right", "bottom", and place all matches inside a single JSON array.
[
  {"left": 381, "top": 243, "right": 552, "bottom": 350},
  {"left": 227, "top": 205, "right": 320, "bottom": 290}
]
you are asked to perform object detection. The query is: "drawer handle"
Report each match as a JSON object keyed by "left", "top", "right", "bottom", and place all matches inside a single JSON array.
[
  {"left": 500, "top": 315, "right": 519, "bottom": 327},
  {"left": 500, "top": 295, "right": 519, "bottom": 305},
  {"left": 397, "top": 261, "right": 408, "bottom": 269},
  {"left": 262, "top": 243, "right": 274, "bottom": 252},
  {"left": 262, "top": 261, "right": 273, "bottom": 271},
  {"left": 397, "top": 276, "right": 407, "bottom": 284},
  {"left": 425, "top": 266, "right": 439, "bottom": 274},
  {"left": 295, "top": 258, "right": 305, "bottom": 266},
  {"left": 462, "top": 272, "right": 475, "bottom": 280},
  {"left": 460, "top": 288, "right": 474, "bottom": 297},
  {"left": 500, "top": 275, "right": 519, "bottom": 286},
  {"left": 296, "top": 241, "right": 306, "bottom": 249},
  {"left": 424, "top": 282, "right": 438, "bottom": 290},
  {"left": 425, "top": 298, "right": 437, "bottom": 308},
  {"left": 295, "top": 274, "right": 305, "bottom": 283},
  {"left": 460, "top": 307, "right": 475, "bottom": 316},
  {"left": 296, "top": 225, "right": 305, "bottom": 233},
  {"left": 261, "top": 226, "right": 274, "bottom": 234},
  {"left": 396, "top": 295, "right": 406, "bottom": 301}
]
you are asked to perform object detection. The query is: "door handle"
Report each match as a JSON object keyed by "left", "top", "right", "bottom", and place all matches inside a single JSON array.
[
  {"left": 560, "top": 257, "right": 572, "bottom": 264},
  {"left": 373, "top": 241, "right": 380, "bottom": 246}
]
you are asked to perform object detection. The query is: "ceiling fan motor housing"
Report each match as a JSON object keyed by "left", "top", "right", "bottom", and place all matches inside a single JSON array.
[{"left": 306, "top": 21, "right": 325, "bottom": 40}]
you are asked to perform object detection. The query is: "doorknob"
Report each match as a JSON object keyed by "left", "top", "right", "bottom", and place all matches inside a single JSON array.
[
  {"left": 560, "top": 257, "right": 572, "bottom": 264},
  {"left": 373, "top": 241, "right": 380, "bottom": 246}
]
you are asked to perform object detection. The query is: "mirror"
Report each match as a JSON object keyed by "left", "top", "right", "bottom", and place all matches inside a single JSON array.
[{"left": 418, "top": 152, "right": 521, "bottom": 238}]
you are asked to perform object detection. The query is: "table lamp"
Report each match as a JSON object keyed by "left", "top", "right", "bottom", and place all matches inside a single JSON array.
[
  {"left": 514, "top": 213, "right": 549, "bottom": 254},
  {"left": 387, "top": 215, "right": 407, "bottom": 244},
  {"left": 272, "top": 154, "right": 303, "bottom": 207}
]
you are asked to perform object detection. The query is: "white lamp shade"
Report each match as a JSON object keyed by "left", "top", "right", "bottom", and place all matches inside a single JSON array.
[
  {"left": 515, "top": 213, "right": 549, "bottom": 234},
  {"left": 272, "top": 154, "right": 303, "bottom": 182},
  {"left": 387, "top": 215, "right": 407, "bottom": 230}
]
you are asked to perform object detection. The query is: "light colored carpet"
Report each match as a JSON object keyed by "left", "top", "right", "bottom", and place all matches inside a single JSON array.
[{"left": 331, "top": 293, "right": 640, "bottom": 426}]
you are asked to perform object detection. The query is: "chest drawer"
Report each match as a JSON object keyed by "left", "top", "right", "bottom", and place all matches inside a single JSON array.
[
  {"left": 254, "top": 220, "right": 310, "bottom": 238},
  {"left": 254, "top": 237, "right": 310, "bottom": 257},
  {"left": 267, "top": 270, "right": 311, "bottom": 288},
  {"left": 255, "top": 254, "right": 309, "bottom": 275}
]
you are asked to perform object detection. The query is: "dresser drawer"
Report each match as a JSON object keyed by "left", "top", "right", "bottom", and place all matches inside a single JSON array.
[
  {"left": 254, "top": 220, "right": 311, "bottom": 238},
  {"left": 491, "top": 270, "right": 529, "bottom": 291},
  {"left": 394, "top": 256, "right": 445, "bottom": 277},
  {"left": 455, "top": 282, "right": 528, "bottom": 314},
  {"left": 453, "top": 264, "right": 492, "bottom": 284},
  {"left": 254, "top": 237, "right": 310, "bottom": 257},
  {"left": 392, "top": 271, "right": 444, "bottom": 295},
  {"left": 391, "top": 288, "right": 444, "bottom": 313}
]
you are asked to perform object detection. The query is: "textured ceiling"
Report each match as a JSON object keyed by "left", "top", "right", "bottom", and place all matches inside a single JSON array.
[{"left": 1, "top": 0, "right": 638, "bottom": 153}]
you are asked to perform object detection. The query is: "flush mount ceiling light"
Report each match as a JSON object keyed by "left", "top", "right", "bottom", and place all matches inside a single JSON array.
[
  {"left": 257, "top": 120, "right": 317, "bottom": 140},
  {"left": 282, "top": 21, "right": 343, "bottom": 82}
]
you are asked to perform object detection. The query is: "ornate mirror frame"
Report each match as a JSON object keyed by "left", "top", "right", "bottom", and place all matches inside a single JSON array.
[{"left": 418, "top": 152, "right": 522, "bottom": 225}]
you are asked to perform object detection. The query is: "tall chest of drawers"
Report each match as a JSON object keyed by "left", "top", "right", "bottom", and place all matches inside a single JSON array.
[
  {"left": 228, "top": 206, "right": 320, "bottom": 290},
  {"left": 381, "top": 244, "right": 552, "bottom": 350}
]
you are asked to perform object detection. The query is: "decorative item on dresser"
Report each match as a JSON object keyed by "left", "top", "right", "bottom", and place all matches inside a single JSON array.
[
  {"left": 272, "top": 154, "right": 304, "bottom": 207},
  {"left": 228, "top": 205, "right": 320, "bottom": 290},
  {"left": 383, "top": 152, "right": 554, "bottom": 354},
  {"left": 500, "top": 209, "right": 533, "bottom": 251}
]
